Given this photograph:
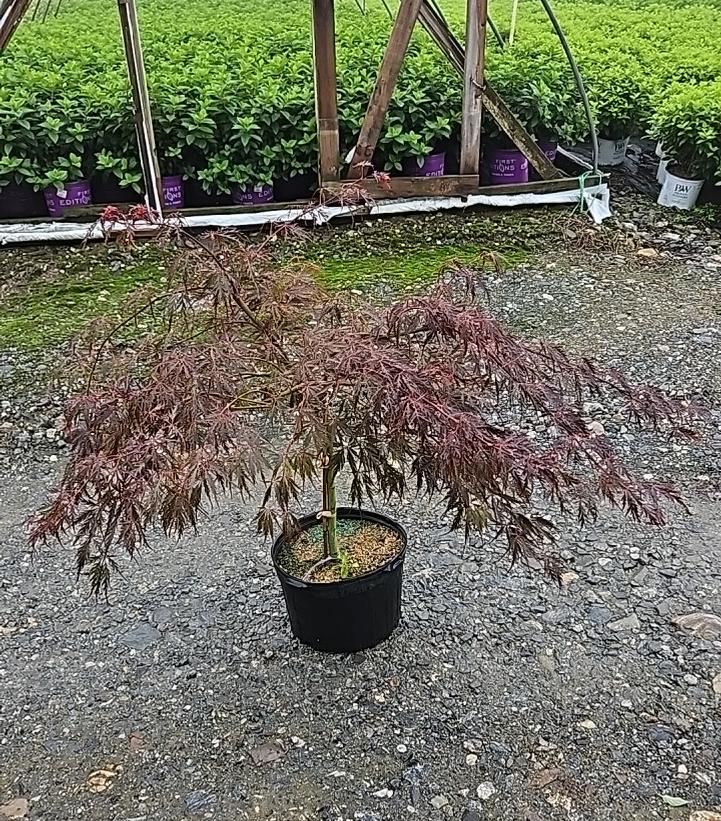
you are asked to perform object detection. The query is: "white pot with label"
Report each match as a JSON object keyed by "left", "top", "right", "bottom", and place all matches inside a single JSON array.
[
  {"left": 597, "top": 137, "right": 629, "bottom": 166},
  {"left": 656, "top": 157, "right": 669, "bottom": 185},
  {"left": 657, "top": 168, "right": 704, "bottom": 210}
]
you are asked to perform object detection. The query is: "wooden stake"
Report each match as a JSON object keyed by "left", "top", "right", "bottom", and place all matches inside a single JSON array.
[
  {"left": 418, "top": 0, "right": 561, "bottom": 180},
  {"left": 347, "top": 0, "right": 424, "bottom": 179},
  {"left": 0, "top": 0, "right": 32, "bottom": 53},
  {"left": 509, "top": 0, "right": 519, "bottom": 46},
  {"left": 459, "top": 0, "right": 487, "bottom": 176},
  {"left": 311, "top": 0, "right": 340, "bottom": 183},
  {"left": 117, "top": 0, "right": 163, "bottom": 215}
]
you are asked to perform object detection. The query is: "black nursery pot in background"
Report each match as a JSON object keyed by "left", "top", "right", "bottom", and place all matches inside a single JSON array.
[
  {"left": 91, "top": 176, "right": 137, "bottom": 206},
  {"left": 273, "top": 171, "right": 316, "bottom": 202},
  {"left": 0, "top": 182, "right": 47, "bottom": 219},
  {"left": 272, "top": 508, "right": 407, "bottom": 654},
  {"left": 183, "top": 179, "right": 232, "bottom": 208}
]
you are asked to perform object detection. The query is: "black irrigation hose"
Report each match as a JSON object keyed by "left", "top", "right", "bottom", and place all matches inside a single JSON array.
[{"left": 537, "top": 0, "right": 599, "bottom": 172}]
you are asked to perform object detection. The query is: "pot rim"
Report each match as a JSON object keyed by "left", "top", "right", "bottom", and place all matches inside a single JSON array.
[
  {"left": 664, "top": 164, "right": 704, "bottom": 184},
  {"left": 272, "top": 506, "right": 407, "bottom": 588}
]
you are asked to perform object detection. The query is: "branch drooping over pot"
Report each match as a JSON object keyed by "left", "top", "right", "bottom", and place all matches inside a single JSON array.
[{"left": 29, "top": 215, "right": 703, "bottom": 596}]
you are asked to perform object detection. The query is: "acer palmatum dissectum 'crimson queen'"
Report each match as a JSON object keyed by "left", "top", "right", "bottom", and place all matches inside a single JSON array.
[{"left": 29, "top": 227, "right": 703, "bottom": 596}]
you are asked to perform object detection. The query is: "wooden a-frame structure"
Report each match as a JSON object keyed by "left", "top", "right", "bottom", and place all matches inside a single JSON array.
[
  {"left": 312, "top": 0, "right": 567, "bottom": 200},
  {"left": 1, "top": 0, "right": 595, "bottom": 218}
]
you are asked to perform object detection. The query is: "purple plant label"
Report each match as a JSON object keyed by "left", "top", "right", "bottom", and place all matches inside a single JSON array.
[
  {"left": 233, "top": 183, "right": 274, "bottom": 206},
  {"left": 404, "top": 153, "right": 445, "bottom": 178},
  {"left": 163, "top": 177, "right": 184, "bottom": 209},
  {"left": 44, "top": 181, "right": 91, "bottom": 217},
  {"left": 490, "top": 155, "right": 529, "bottom": 183}
]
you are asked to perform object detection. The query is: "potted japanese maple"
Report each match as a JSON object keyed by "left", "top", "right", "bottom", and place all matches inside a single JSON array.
[{"left": 30, "top": 214, "right": 701, "bottom": 653}]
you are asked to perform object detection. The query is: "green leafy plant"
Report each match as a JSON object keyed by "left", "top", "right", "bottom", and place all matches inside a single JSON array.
[
  {"left": 95, "top": 150, "right": 143, "bottom": 193},
  {"left": 379, "top": 123, "right": 433, "bottom": 171},
  {"left": 582, "top": 58, "right": 655, "bottom": 139},
  {"left": 0, "top": 152, "right": 35, "bottom": 190},
  {"left": 651, "top": 81, "right": 721, "bottom": 181},
  {"left": 2, "top": 0, "right": 721, "bottom": 203},
  {"left": 28, "top": 152, "right": 84, "bottom": 194}
]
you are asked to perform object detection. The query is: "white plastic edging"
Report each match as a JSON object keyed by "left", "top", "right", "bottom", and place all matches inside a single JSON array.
[{"left": 0, "top": 183, "right": 610, "bottom": 245}]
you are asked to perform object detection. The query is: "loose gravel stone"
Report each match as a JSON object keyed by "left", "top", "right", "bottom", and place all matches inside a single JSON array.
[
  {"left": 118, "top": 623, "right": 162, "bottom": 650},
  {"left": 185, "top": 790, "right": 217, "bottom": 814},
  {"left": 608, "top": 613, "right": 642, "bottom": 632},
  {"left": 476, "top": 782, "right": 497, "bottom": 801}
]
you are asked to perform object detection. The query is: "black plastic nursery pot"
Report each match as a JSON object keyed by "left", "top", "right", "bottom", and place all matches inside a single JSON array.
[
  {"left": 91, "top": 176, "right": 137, "bottom": 206},
  {"left": 272, "top": 507, "right": 407, "bottom": 654},
  {"left": 0, "top": 182, "right": 47, "bottom": 219}
]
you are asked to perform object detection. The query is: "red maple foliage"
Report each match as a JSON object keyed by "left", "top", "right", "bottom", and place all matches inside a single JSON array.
[{"left": 29, "top": 220, "right": 703, "bottom": 596}]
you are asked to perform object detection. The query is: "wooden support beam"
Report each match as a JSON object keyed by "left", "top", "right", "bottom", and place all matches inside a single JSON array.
[
  {"left": 311, "top": 0, "right": 340, "bottom": 183},
  {"left": 117, "top": 0, "right": 164, "bottom": 215},
  {"left": 459, "top": 0, "right": 488, "bottom": 176},
  {"left": 0, "top": 0, "right": 32, "bottom": 53},
  {"left": 347, "top": 0, "right": 424, "bottom": 179},
  {"left": 326, "top": 173, "right": 590, "bottom": 201},
  {"left": 418, "top": 0, "right": 562, "bottom": 180},
  {"left": 326, "top": 174, "right": 479, "bottom": 199}
]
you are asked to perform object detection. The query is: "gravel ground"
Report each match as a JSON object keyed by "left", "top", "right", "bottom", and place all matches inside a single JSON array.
[{"left": 1, "top": 190, "right": 721, "bottom": 821}]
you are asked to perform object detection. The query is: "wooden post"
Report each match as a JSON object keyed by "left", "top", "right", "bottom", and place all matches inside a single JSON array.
[
  {"left": 0, "top": 0, "right": 32, "bottom": 53},
  {"left": 509, "top": 0, "right": 519, "bottom": 46},
  {"left": 418, "top": 0, "right": 561, "bottom": 180},
  {"left": 459, "top": 0, "right": 487, "bottom": 176},
  {"left": 347, "top": 0, "right": 424, "bottom": 179},
  {"left": 311, "top": 0, "right": 340, "bottom": 183},
  {"left": 117, "top": 0, "right": 163, "bottom": 215}
]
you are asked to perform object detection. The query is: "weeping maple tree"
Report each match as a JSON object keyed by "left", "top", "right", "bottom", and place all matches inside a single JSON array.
[{"left": 30, "top": 212, "right": 702, "bottom": 595}]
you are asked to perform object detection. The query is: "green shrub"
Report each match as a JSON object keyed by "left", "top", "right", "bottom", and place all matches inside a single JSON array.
[
  {"left": 651, "top": 81, "right": 721, "bottom": 180},
  {"left": 0, "top": 0, "right": 720, "bottom": 195}
]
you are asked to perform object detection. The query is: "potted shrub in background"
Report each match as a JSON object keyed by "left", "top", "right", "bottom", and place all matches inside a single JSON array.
[
  {"left": 158, "top": 145, "right": 187, "bottom": 210},
  {"left": 235, "top": 143, "right": 277, "bottom": 205},
  {"left": 195, "top": 150, "right": 275, "bottom": 206},
  {"left": 30, "top": 216, "right": 701, "bottom": 653},
  {"left": 380, "top": 122, "right": 437, "bottom": 176},
  {"left": 402, "top": 116, "right": 453, "bottom": 177},
  {"left": 94, "top": 149, "right": 187, "bottom": 211},
  {"left": 0, "top": 152, "right": 45, "bottom": 219},
  {"left": 162, "top": 96, "right": 225, "bottom": 208},
  {"left": 31, "top": 152, "right": 92, "bottom": 218},
  {"left": 0, "top": 95, "right": 46, "bottom": 219},
  {"left": 94, "top": 150, "right": 143, "bottom": 203},
  {"left": 651, "top": 80, "right": 721, "bottom": 210},
  {"left": 381, "top": 56, "right": 458, "bottom": 178},
  {"left": 485, "top": 135, "right": 530, "bottom": 185},
  {"left": 28, "top": 109, "right": 93, "bottom": 217},
  {"left": 584, "top": 59, "right": 653, "bottom": 166},
  {"left": 274, "top": 131, "right": 317, "bottom": 202}
]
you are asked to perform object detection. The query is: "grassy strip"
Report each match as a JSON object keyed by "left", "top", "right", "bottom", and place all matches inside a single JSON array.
[{"left": 0, "top": 222, "right": 532, "bottom": 348}]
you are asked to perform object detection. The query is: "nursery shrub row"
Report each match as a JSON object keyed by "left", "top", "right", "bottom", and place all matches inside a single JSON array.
[{"left": 0, "top": 0, "right": 720, "bottom": 204}]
